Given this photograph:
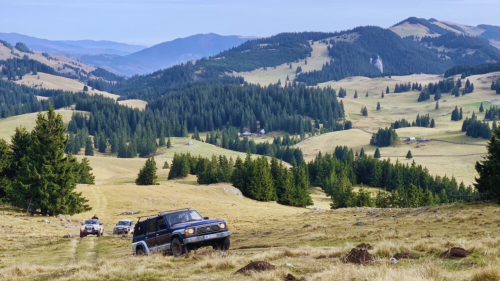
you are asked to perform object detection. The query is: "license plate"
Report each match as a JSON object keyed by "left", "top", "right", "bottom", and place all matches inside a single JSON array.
[
  {"left": 203, "top": 234, "right": 217, "bottom": 240},
  {"left": 87, "top": 229, "right": 92, "bottom": 232}
]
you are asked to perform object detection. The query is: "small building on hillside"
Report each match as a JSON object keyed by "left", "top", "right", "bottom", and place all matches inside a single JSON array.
[
  {"left": 418, "top": 138, "right": 430, "bottom": 142},
  {"left": 260, "top": 129, "right": 266, "bottom": 135},
  {"left": 407, "top": 137, "right": 416, "bottom": 142},
  {"left": 241, "top": 132, "right": 252, "bottom": 137},
  {"left": 187, "top": 141, "right": 193, "bottom": 146}
]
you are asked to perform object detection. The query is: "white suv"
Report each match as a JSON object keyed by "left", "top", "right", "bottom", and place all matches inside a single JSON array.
[{"left": 80, "top": 219, "right": 104, "bottom": 238}]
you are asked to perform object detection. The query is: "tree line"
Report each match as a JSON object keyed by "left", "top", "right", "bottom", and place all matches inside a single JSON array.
[
  {"left": 445, "top": 62, "right": 500, "bottom": 78},
  {"left": 462, "top": 117, "right": 493, "bottom": 139},
  {"left": 167, "top": 152, "right": 313, "bottom": 207},
  {"left": 392, "top": 114, "right": 435, "bottom": 129},
  {"left": 203, "top": 128, "right": 304, "bottom": 165},
  {"left": 308, "top": 147, "right": 474, "bottom": 209}
]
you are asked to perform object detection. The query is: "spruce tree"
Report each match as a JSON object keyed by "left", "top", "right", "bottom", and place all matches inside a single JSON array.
[
  {"left": 354, "top": 91, "right": 358, "bottom": 99},
  {"left": 8, "top": 104, "right": 91, "bottom": 215},
  {"left": 163, "top": 160, "right": 170, "bottom": 169},
  {"left": 474, "top": 128, "right": 500, "bottom": 202},
  {"left": 85, "top": 137, "right": 94, "bottom": 156},
  {"left": 136, "top": 157, "right": 158, "bottom": 185},
  {"left": 381, "top": 91, "right": 385, "bottom": 98},
  {"left": 376, "top": 102, "right": 381, "bottom": 111},
  {"left": 406, "top": 150, "right": 413, "bottom": 159},
  {"left": 359, "top": 147, "right": 365, "bottom": 158},
  {"left": 291, "top": 162, "right": 313, "bottom": 207},
  {"left": 0, "top": 139, "right": 11, "bottom": 200},
  {"left": 78, "top": 157, "right": 95, "bottom": 184},
  {"left": 374, "top": 148, "right": 381, "bottom": 159},
  {"left": 248, "top": 156, "right": 277, "bottom": 201},
  {"left": 386, "top": 86, "right": 389, "bottom": 94},
  {"left": 430, "top": 119, "right": 436, "bottom": 128},
  {"left": 167, "top": 137, "right": 172, "bottom": 148},
  {"left": 366, "top": 92, "right": 369, "bottom": 97},
  {"left": 479, "top": 102, "right": 484, "bottom": 113},
  {"left": 435, "top": 101, "right": 439, "bottom": 110}
]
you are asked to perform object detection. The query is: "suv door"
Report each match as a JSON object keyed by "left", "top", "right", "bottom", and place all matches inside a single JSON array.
[
  {"left": 155, "top": 216, "right": 171, "bottom": 251},
  {"left": 145, "top": 218, "right": 157, "bottom": 252}
]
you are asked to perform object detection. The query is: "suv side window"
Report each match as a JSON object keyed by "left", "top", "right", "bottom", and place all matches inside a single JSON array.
[
  {"left": 147, "top": 218, "right": 157, "bottom": 234},
  {"left": 135, "top": 222, "right": 145, "bottom": 236},
  {"left": 158, "top": 217, "right": 167, "bottom": 231}
]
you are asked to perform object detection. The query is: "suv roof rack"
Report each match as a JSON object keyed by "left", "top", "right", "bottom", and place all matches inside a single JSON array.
[{"left": 136, "top": 208, "right": 191, "bottom": 223}]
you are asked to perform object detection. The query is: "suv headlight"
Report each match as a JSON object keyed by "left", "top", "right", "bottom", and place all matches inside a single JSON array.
[
  {"left": 80, "top": 226, "right": 85, "bottom": 231},
  {"left": 94, "top": 226, "right": 99, "bottom": 230},
  {"left": 219, "top": 223, "right": 226, "bottom": 229},
  {"left": 184, "top": 228, "right": 195, "bottom": 236}
]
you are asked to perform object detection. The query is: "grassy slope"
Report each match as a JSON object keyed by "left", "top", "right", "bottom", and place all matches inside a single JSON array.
[
  {"left": 117, "top": 99, "right": 148, "bottom": 110},
  {"left": 232, "top": 40, "right": 331, "bottom": 85},
  {"left": 14, "top": 72, "right": 119, "bottom": 100}
]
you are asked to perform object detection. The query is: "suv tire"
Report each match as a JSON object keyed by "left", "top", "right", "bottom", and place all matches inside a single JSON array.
[
  {"left": 136, "top": 247, "right": 145, "bottom": 256},
  {"left": 97, "top": 230, "right": 101, "bottom": 237},
  {"left": 171, "top": 237, "right": 186, "bottom": 257},
  {"left": 80, "top": 233, "right": 85, "bottom": 238},
  {"left": 213, "top": 237, "right": 230, "bottom": 250}
]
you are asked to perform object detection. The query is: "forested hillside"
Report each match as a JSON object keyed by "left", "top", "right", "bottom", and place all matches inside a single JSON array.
[{"left": 295, "top": 26, "right": 451, "bottom": 85}]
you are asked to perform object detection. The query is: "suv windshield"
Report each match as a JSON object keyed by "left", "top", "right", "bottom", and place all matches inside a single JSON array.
[
  {"left": 84, "top": 219, "right": 99, "bottom": 224},
  {"left": 165, "top": 211, "right": 203, "bottom": 225},
  {"left": 117, "top": 221, "right": 130, "bottom": 226}
]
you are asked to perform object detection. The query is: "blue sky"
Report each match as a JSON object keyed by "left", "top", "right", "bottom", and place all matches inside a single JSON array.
[{"left": 0, "top": 0, "right": 499, "bottom": 46}]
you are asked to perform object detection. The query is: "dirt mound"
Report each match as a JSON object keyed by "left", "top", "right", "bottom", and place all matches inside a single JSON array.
[
  {"left": 342, "top": 248, "right": 374, "bottom": 264},
  {"left": 439, "top": 247, "right": 470, "bottom": 259},
  {"left": 284, "top": 273, "right": 306, "bottom": 281},
  {"left": 356, "top": 243, "right": 373, "bottom": 250},
  {"left": 393, "top": 252, "right": 416, "bottom": 260},
  {"left": 236, "top": 261, "right": 276, "bottom": 274}
]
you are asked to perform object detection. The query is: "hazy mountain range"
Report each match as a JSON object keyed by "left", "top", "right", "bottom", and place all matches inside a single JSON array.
[{"left": 79, "top": 33, "right": 252, "bottom": 76}]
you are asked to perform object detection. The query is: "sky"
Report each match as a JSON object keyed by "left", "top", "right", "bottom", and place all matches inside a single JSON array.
[{"left": 0, "top": 0, "right": 499, "bottom": 46}]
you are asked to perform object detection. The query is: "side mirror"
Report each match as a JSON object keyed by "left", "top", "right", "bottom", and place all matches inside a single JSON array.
[{"left": 204, "top": 217, "right": 209, "bottom": 220}]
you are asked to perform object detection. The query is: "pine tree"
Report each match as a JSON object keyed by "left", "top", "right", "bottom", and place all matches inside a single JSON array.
[
  {"left": 386, "top": 86, "right": 389, "bottom": 94},
  {"left": 97, "top": 131, "right": 107, "bottom": 153},
  {"left": 85, "top": 137, "right": 94, "bottom": 156},
  {"left": 376, "top": 102, "right": 381, "bottom": 111},
  {"left": 430, "top": 119, "right": 436, "bottom": 128},
  {"left": 366, "top": 92, "right": 369, "bottom": 97},
  {"left": 8, "top": 104, "right": 91, "bottom": 215},
  {"left": 381, "top": 91, "right": 385, "bottom": 98},
  {"left": 479, "top": 102, "right": 484, "bottom": 113},
  {"left": 167, "top": 137, "right": 171, "bottom": 148},
  {"left": 359, "top": 147, "right": 365, "bottom": 158},
  {"left": 354, "top": 91, "right": 358, "bottom": 99},
  {"left": 162, "top": 160, "right": 170, "bottom": 169},
  {"left": 248, "top": 156, "right": 277, "bottom": 201},
  {"left": 440, "top": 189, "right": 449, "bottom": 204},
  {"left": 374, "top": 148, "right": 381, "bottom": 159},
  {"left": 474, "top": 128, "right": 500, "bottom": 202},
  {"left": 78, "top": 157, "right": 95, "bottom": 184},
  {"left": 406, "top": 150, "right": 413, "bottom": 159},
  {"left": 193, "top": 127, "right": 200, "bottom": 141},
  {"left": 136, "top": 157, "right": 158, "bottom": 185},
  {"left": 435, "top": 101, "right": 439, "bottom": 110}
]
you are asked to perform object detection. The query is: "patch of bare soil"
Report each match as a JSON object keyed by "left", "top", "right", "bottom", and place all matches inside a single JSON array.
[
  {"left": 284, "top": 273, "right": 306, "bottom": 281},
  {"left": 356, "top": 243, "right": 373, "bottom": 250},
  {"left": 439, "top": 247, "right": 470, "bottom": 259},
  {"left": 236, "top": 261, "right": 276, "bottom": 274},
  {"left": 342, "top": 248, "right": 374, "bottom": 264},
  {"left": 393, "top": 252, "right": 417, "bottom": 260}
]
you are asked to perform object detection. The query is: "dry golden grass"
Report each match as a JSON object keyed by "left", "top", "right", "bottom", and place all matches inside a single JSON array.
[
  {"left": 117, "top": 99, "right": 148, "bottom": 110},
  {"left": 232, "top": 41, "right": 331, "bottom": 85},
  {"left": 0, "top": 110, "right": 81, "bottom": 142},
  {"left": 14, "top": 72, "right": 119, "bottom": 100}
]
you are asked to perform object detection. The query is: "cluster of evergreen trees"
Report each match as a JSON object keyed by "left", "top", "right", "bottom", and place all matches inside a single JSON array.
[
  {"left": 338, "top": 87, "right": 347, "bottom": 98},
  {"left": 491, "top": 80, "right": 500, "bottom": 94},
  {"left": 203, "top": 129, "right": 304, "bottom": 165},
  {"left": 484, "top": 106, "right": 500, "bottom": 121},
  {"left": 391, "top": 114, "right": 435, "bottom": 129},
  {"left": 0, "top": 58, "right": 57, "bottom": 80},
  {"left": 462, "top": 117, "right": 493, "bottom": 139},
  {"left": 0, "top": 105, "right": 94, "bottom": 215},
  {"left": 370, "top": 127, "right": 398, "bottom": 147},
  {"left": 167, "top": 152, "right": 313, "bottom": 207},
  {"left": 475, "top": 128, "right": 500, "bottom": 203},
  {"left": 393, "top": 82, "right": 422, "bottom": 93},
  {"left": 445, "top": 62, "right": 500, "bottom": 78},
  {"left": 417, "top": 79, "right": 469, "bottom": 102},
  {"left": 308, "top": 148, "right": 473, "bottom": 209},
  {"left": 451, "top": 106, "right": 464, "bottom": 121},
  {"left": 360, "top": 106, "right": 368, "bottom": 116}
]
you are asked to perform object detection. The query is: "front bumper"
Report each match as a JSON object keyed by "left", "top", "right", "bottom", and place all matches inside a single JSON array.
[
  {"left": 114, "top": 228, "right": 129, "bottom": 234},
  {"left": 183, "top": 231, "right": 231, "bottom": 244},
  {"left": 81, "top": 230, "right": 99, "bottom": 235}
]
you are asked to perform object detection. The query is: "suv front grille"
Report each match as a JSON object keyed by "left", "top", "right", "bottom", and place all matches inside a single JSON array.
[{"left": 196, "top": 224, "right": 221, "bottom": 235}]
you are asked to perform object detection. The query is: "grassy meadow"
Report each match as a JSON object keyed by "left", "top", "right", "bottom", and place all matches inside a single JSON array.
[{"left": 0, "top": 70, "right": 500, "bottom": 280}]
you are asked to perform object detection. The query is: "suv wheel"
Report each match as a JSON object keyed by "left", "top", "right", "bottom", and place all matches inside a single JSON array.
[
  {"left": 171, "top": 237, "right": 186, "bottom": 257},
  {"left": 97, "top": 230, "right": 101, "bottom": 237},
  {"left": 213, "top": 237, "right": 230, "bottom": 251},
  {"left": 136, "top": 247, "right": 145, "bottom": 256},
  {"left": 80, "top": 233, "right": 85, "bottom": 238}
]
